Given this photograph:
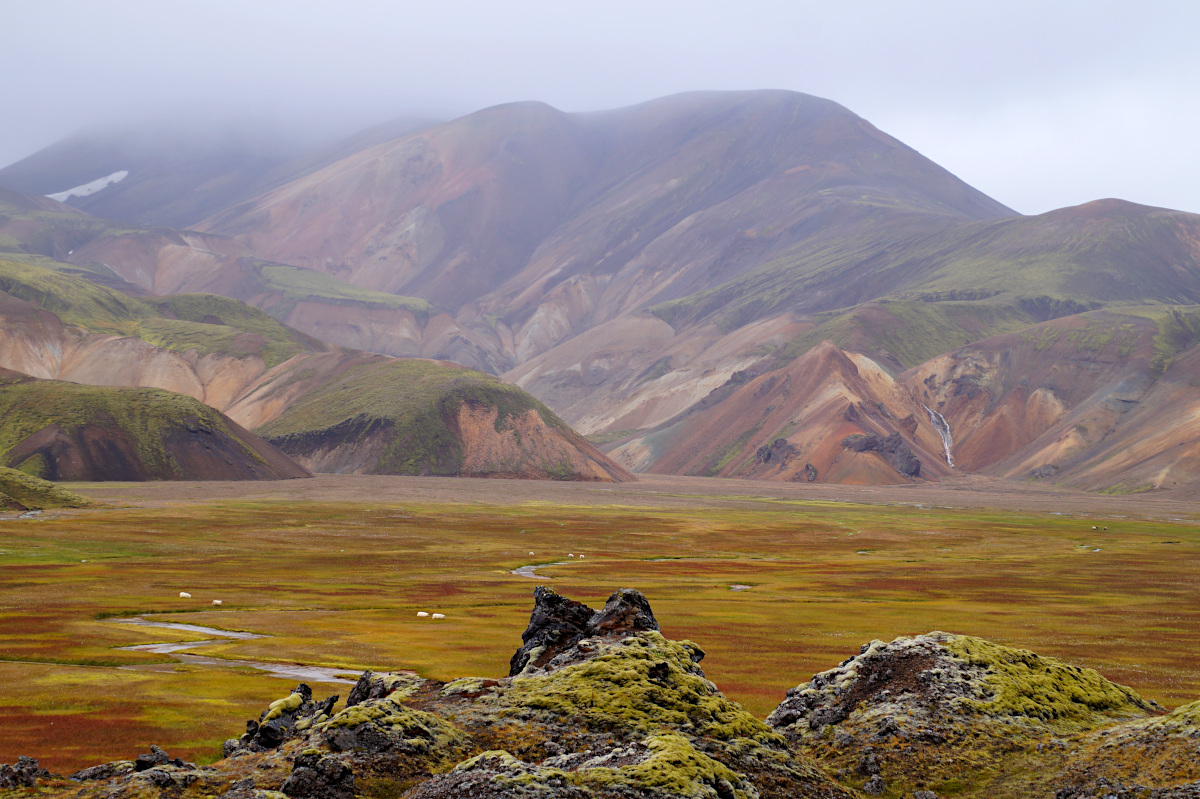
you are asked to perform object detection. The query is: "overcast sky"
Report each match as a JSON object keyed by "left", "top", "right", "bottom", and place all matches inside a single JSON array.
[{"left": 4, "top": 0, "right": 1197, "bottom": 215}]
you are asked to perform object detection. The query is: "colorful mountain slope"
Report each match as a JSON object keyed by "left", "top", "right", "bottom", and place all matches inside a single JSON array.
[
  {"left": 4, "top": 92, "right": 1200, "bottom": 491},
  {"left": 0, "top": 258, "right": 630, "bottom": 481},
  {"left": 253, "top": 356, "right": 634, "bottom": 480}
]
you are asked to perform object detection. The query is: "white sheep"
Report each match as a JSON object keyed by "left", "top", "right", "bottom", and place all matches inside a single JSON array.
[
  {"left": 417, "top": 611, "right": 429, "bottom": 618},
  {"left": 432, "top": 613, "right": 446, "bottom": 620},
  {"left": 212, "top": 599, "right": 222, "bottom": 606},
  {"left": 579, "top": 555, "right": 585, "bottom": 559},
  {"left": 529, "top": 551, "right": 535, "bottom": 555},
  {"left": 568, "top": 553, "right": 574, "bottom": 558},
  {"left": 179, "top": 592, "right": 192, "bottom": 599}
]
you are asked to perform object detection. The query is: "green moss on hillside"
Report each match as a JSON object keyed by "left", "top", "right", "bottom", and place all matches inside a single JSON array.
[
  {"left": 576, "top": 733, "right": 755, "bottom": 798},
  {"left": 944, "top": 635, "right": 1151, "bottom": 725},
  {"left": 258, "top": 358, "right": 575, "bottom": 476},
  {"left": 318, "top": 696, "right": 466, "bottom": 754},
  {"left": 0, "top": 257, "right": 146, "bottom": 335},
  {"left": 254, "top": 262, "right": 433, "bottom": 317},
  {"left": 776, "top": 300, "right": 1037, "bottom": 369},
  {"left": 0, "top": 466, "right": 92, "bottom": 509},
  {"left": 1109, "top": 305, "right": 1200, "bottom": 373},
  {"left": 0, "top": 259, "right": 319, "bottom": 368},
  {"left": 0, "top": 375, "right": 266, "bottom": 479}
]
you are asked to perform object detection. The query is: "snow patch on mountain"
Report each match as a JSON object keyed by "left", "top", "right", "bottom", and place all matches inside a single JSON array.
[{"left": 46, "top": 170, "right": 129, "bottom": 202}]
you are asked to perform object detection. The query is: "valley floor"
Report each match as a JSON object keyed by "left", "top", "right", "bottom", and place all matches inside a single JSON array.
[
  {"left": 1, "top": 474, "right": 1198, "bottom": 775},
  {"left": 67, "top": 472, "right": 1200, "bottom": 520}
]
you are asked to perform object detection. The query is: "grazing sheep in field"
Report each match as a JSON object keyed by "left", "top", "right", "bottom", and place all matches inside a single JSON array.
[
  {"left": 179, "top": 592, "right": 191, "bottom": 598},
  {"left": 568, "top": 553, "right": 574, "bottom": 558},
  {"left": 529, "top": 551, "right": 534, "bottom": 555},
  {"left": 417, "top": 611, "right": 429, "bottom": 618},
  {"left": 432, "top": 613, "right": 446, "bottom": 620},
  {"left": 212, "top": 600, "right": 222, "bottom": 606}
]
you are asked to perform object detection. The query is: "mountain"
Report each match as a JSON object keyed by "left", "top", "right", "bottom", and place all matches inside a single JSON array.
[
  {"left": 0, "top": 117, "right": 437, "bottom": 229},
  {"left": 5, "top": 91, "right": 1200, "bottom": 491},
  {"left": 602, "top": 305, "right": 1200, "bottom": 489},
  {"left": 0, "top": 257, "right": 629, "bottom": 481},
  {"left": 253, "top": 356, "right": 633, "bottom": 480},
  {"left": 10, "top": 588, "right": 1199, "bottom": 798},
  {"left": 195, "top": 91, "right": 1015, "bottom": 371},
  {"left": 0, "top": 368, "right": 309, "bottom": 481},
  {"left": 607, "top": 340, "right": 953, "bottom": 484},
  {"left": 904, "top": 306, "right": 1200, "bottom": 492}
]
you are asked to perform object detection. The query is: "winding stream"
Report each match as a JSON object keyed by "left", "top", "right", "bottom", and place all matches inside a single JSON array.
[
  {"left": 108, "top": 560, "right": 583, "bottom": 679},
  {"left": 109, "top": 617, "right": 358, "bottom": 684},
  {"left": 510, "top": 561, "right": 573, "bottom": 579}
]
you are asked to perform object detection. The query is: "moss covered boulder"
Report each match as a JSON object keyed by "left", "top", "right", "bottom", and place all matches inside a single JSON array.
[
  {"left": 768, "top": 631, "right": 1158, "bottom": 796},
  {"left": 1053, "top": 698, "right": 1200, "bottom": 797}
]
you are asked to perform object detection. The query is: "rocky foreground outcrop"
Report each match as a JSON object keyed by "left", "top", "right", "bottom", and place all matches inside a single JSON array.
[{"left": 7, "top": 592, "right": 1200, "bottom": 798}]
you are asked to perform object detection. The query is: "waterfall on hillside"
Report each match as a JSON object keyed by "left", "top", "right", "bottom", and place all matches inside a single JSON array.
[{"left": 923, "top": 404, "right": 955, "bottom": 467}]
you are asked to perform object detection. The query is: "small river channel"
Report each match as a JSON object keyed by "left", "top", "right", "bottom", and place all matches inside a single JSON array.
[{"left": 108, "top": 616, "right": 358, "bottom": 684}]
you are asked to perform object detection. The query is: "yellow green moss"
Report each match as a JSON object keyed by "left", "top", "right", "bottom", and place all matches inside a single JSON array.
[
  {"left": 1121, "top": 697, "right": 1200, "bottom": 736},
  {"left": 261, "top": 692, "right": 304, "bottom": 723},
  {"left": 440, "top": 677, "right": 498, "bottom": 698},
  {"left": 504, "top": 632, "right": 780, "bottom": 743},
  {"left": 575, "top": 733, "right": 754, "bottom": 798},
  {"left": 0, "top": 466, "right": 92, "bottom": 508},
  {"left": 317, "top": 697, "right": 466, "bottom": 752},
  {"left": 944, "top": 635, "right": 1150, "bottom": 724}
]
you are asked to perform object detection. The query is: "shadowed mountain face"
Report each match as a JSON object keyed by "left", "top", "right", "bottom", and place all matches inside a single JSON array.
[
  {"left": 4, "top": 90, "right": 1200, "bottom": 491},
  {"left": 0, "top": 368, "right": 310, "bottom": 481}
]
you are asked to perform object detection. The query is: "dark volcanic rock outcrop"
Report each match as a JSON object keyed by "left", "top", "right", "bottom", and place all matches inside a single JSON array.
[
  {"left": 279, "top": 751, "right": 356, "bottom": 799},
  {"left": 0, "top": 756, "right": 50, "bottom": 788},
  {"left": 509, "top": 586, "right": 661, "bottom": 676},
  {"left": 769, "top": 631, "right": 1159, "bottom": 797},
  {"left": 841, "top": 431, "right": 922, "bottom": 477},
  {"left": 226, "top": 684, "right": 339, "bottom": 753}
]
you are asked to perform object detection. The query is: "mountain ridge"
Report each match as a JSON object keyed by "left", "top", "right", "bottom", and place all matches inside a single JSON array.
[{"left": 3, "top": 90, "right": 1199, "bottom": 491}]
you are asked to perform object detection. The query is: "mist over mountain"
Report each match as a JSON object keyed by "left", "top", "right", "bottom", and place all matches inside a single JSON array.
[{"left": 1, "top": 89, "right": 1199, "bottom": 492}]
